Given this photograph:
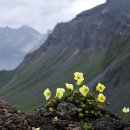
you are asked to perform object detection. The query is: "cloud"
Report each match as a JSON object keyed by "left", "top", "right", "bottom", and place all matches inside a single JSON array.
[{"left": 0, "top": 0, "right": 106, "bottom": 33}]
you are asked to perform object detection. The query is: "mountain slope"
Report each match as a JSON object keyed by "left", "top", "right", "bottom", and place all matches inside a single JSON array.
[
  {"left": 0, "top": 70, "right": 14, "bottom": 87},
  {"left": 0, "top": 26, "right": 48, "bottom": 70},
  {"left": 0, "top": 0, "right": 130, "bottom": 114}
]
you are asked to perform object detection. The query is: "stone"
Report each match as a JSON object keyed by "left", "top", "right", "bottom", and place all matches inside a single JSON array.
[
  {"left": 124, "top": 127, "right": 130, "bottom": 130},
  {"left": 0, "top": 100, "right": 130, "bottom": 130},
  {"left": 72, "top": 127, "right": 82, "bottom": 130},
  {"left": 37, "top": 108, "right": 51, "bottom": 116},
  {"left": 56, "top": 120, "right": 69, "bottom": 128},
  {"left": 56, "top": 103, "right": 77, "bottom": 119}
]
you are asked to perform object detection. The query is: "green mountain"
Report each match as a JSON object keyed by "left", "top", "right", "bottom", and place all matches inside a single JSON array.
[
  {"left": 0, "top": 0, "right": 130, "bottom": 114},
  {"left": 0, "top": 70, "right": 14, "bottom": 87}
]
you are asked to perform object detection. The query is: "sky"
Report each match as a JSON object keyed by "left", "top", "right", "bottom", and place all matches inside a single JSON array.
[{"left": 0, "top": 0, "right": 106, "bottom": 33}]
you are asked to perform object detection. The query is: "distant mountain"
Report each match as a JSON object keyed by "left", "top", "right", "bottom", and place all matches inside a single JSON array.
[
  {"left": 0, "top": 26, "right": 48, "bottom": 70},
  {"left": 0, "top": 0, "right": 130, "bottom": 114}
]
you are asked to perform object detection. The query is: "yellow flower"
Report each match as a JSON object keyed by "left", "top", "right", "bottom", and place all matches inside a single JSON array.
[
  {"left": 56, "top": 88, "right": 65, "bottom": 99},
  {"left": 36, "top": 128, "right": 40, "bottom": 130},
  {"left": 122, "top": 107, "right": 130, "bottom": 113},
  {"left": 81, "top": 104, "right": 86, "bottom": 108},
  {"left": 48, "top": 107, "right": 54, "bottom": 112},
  {"left": 53, "top": 116, "right": 58, "bottom": 122},
  {"left": 57, "top": 88, "right": 65, "bottom": 94},
  {"left": 98, "top": 93, "right": 106, "bottom": 103},
  {"left": 77, "top": 108, "right": 83, "bottom": 112},
  {"left": 96, "top": 83, "right": 106, "bottom": 92},
  {"left": 79, "top": 113, "right": 84, "bottom": 117},
  {"left": 43, "top": 88, "right": 51, "bottom": 100},
  {"left": 74, "top": 72, "right": 84, "bottom": 82},
  {"left": 66, "top": 83, "right": 74, "bottom": 90},
  {"left": 56, "top": 92, "right": 63, "bottom": 99},
  {"left": 79, "top": 85, "right": 89, "bottom": 97},
  {"left": 76, "top": 80, "right": 83, "bottom": 85}
]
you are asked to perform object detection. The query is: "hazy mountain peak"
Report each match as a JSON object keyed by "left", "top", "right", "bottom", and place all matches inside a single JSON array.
[
  {"left": 0, "top": 25, "right": 41, "bottom": 34},
  {"left": 18, "top": 25, "right": 41, "bottom": 35},
  {"left": 0, "top": 25, "right": 48, "bottom": 70}
]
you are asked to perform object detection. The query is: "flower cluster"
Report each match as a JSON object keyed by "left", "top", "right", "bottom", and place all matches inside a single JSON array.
[
  {"left": 96, "top": 83, "right": 106, "bottom": 103},
  {"left": 44, "top": 72, "right": 106, "bottom": 103},
  {"left": 43, "top": 72, "right": 108, "bottom": 119}
]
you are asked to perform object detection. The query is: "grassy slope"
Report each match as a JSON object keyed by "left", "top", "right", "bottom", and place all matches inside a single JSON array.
[
  {"left": 0, "top": 44, "right": 105, "bottom": 112},
  {"left": 0, "top": 35, "right": 130, "bottom": 115},
  {"left": 0, "top": 70, "right": 14, "bottom": 87},
  {"left": 102, "top": 36, "right": 130, "bottom": 115}
]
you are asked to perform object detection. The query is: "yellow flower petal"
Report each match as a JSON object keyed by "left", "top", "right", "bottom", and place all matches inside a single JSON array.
[
  {"left": 66, "top": 83, "right": 74, "bottom": 90},
  {"left": 56, "top": 92, "right": 63, "bottom": 99},
  {"left": 48, "top": 107, "right": 54, "bottom": 112},
  {"left": 122, "top": 107, "right": 130, "bottom": 113},
  {"left": 98, "top": 93, "right": 106, "bottom": 103},
  {"left": 79, "top": 85, "right": 89, "bottom": 97},
  {"left": 57, "top": 88, "right": 65, "bottom": 94},
  {"left": 76, "top": 80, "right": 83, "bottom": 85},
  {"left": 43, "top": 88, "right": 51, "bottom": 100},
  {"left": 36, "top": 128, "right": 40, "bottom": 130},
  {"left": 74, "top": 72, "right": 84, "bottom": 82},
  {"left": 96, "top": 83, "right": 106, "bottom": 92},
  {"left": 79, "top": 113, "right": 84, "bottom": 117},
  {"left": 53, "top": 116, "right": 58, "bottom": 122},
  {"left": 56, "top": 88, "right": 65, "bottom": 99}
]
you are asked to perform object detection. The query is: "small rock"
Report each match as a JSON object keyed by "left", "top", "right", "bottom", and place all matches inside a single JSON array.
[
  {"left": 124, "top": 127, "right": 130, "bottom": 130},
  {"left": 56, "top": 103, "right": 77, "bottom": 119},
  {"left": 37, "top": 108, "right": 51, "bottom": 116},
  {"left": 56, "top": 120, "right": 69, "bottom": 128},
  {"left": 72, "top": 127, "right": 82, "bottom": 130}
]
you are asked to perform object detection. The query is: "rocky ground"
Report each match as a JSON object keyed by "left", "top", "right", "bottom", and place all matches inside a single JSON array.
[{"left": 0, "top": 100, "right": 130, "bottom": 130}]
